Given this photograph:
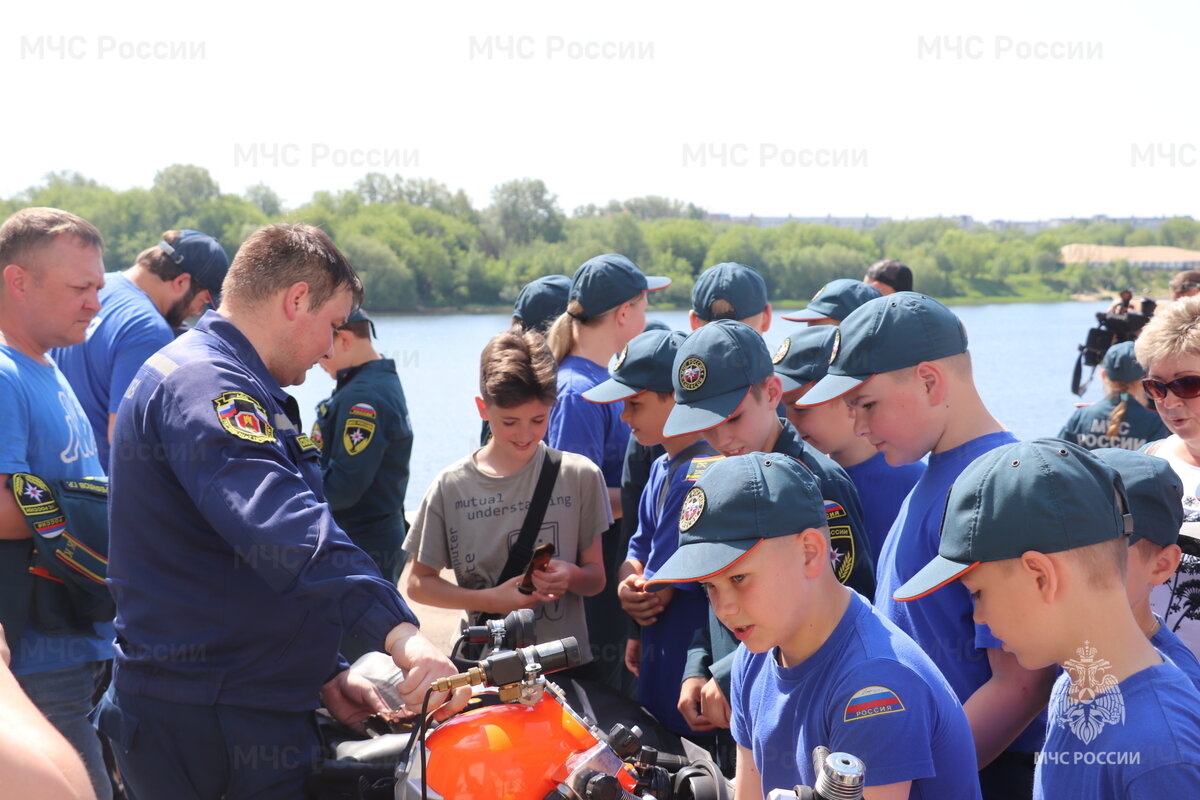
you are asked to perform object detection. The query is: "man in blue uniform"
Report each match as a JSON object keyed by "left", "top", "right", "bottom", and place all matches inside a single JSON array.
[
  {"left": 94, "top": 223, "right": 464, "bottom": 800},
  {"left": 315, "top": 308, "right": 414, "bottom": 661},
  {"left": 53, "top": 229, "right": 228, "bottom": 467},
  {"left": 0, "top": 207, "right": 113, "bottom": 799}
]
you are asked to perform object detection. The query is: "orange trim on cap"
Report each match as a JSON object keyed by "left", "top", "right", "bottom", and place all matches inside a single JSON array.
[
  {"left": 796, "top": 373, "right": 875, "bottom": 407},
  {"left": 646, "top": 283, "right": 670, "bottom": 293},
  {"left": 688, "top": 388, "right": 753, "bottom": 434},
  {"left": 897, "top": 560, "right": 980, "bottom": 602},
  {"left": 644, "top": 539, "right": 767, "bottom": 586},
  {"left": 585, "top": 386, "right": 647, "bottom": 405}
]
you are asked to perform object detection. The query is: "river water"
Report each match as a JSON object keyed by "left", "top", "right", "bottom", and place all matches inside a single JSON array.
[{"left": 290, "top": 300, "right": 1114, "bottom": 507}]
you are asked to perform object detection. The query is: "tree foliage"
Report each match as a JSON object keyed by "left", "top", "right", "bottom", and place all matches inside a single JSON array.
[{"left": 4, "top": 165, "right": 1193, "bottom": 311}]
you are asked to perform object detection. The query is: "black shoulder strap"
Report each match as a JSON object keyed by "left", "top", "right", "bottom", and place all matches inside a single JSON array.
[{"left": 496, "top": 448, "right": 562, "bottom": 586}]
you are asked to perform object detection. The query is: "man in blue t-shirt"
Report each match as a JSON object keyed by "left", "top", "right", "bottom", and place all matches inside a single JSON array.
[
  {"left": 53, "top": 229, "right": 228, "bottom": 467},
  {"left": 895, "top": 440, "right": 1200, "bottom": 798},
  {"left": 0, "top": 207, "right": 114, "bottom": 799},
  {"left": 648, "top": 453, "right": 982, "bottom": 799},
  {"left": 802, "top": 293, "right": 1056, "bottom": 798}
]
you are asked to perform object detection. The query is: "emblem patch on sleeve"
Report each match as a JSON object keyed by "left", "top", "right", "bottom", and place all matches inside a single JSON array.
[
  {"left": 824, "top": 500, "right": 855, "bottom": 583},
  {"left": 310, "top": 422, "right": 324, "bottom": 451},
  {"left": 343, "top": 418, "right": 376, "bottom": 455},
  {"left": 213, "top": 391, "right": 276, "bottom": 443},
  {"left": 349, "top": 403, "right": 377, "bottom": 419},
  {"left": 844, "top": 686, "right": 905, "bottom": 722}
]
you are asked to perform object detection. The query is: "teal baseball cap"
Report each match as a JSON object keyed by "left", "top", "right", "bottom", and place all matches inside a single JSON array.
[
  {"left": 781, "top": 279, "right": 881, "bottom": 323},
  {"left": 341, "top": 307, "right": 377, "bottom": 338},
  {"left": 158, "top": 229, "right": 230, "bottom": 305},
  {"left": 771, "top": 327, "right": 837, "bottom": 394},
  {"left": 664, "top": 320, "right": 774, "bottom": 437},
  {"left": 801, "top": 292, "right": 969, "bottom": 406},
  {"left": 583, "top": 329, "right": 687, "bottom": 403},
  {"left": 1090, "top": 448, "right": 1183, "bottom": 548},
  {"left": 645, "top": 452, "right": 827, "bottom": 585},
  {"left": 569, "top": 254, "right": 670, "bottom": 321},
  {"left": 893, "top": 439, "right": 1132, "bottom": 602},
  {"left": 1103, "top": 341, "right": 1146, "bottom": 384},
  {"left": 514, "top": 274, "right": 571, "bottom": 331},
  {"left": 692, "top": 262, "right": 769, "bottom": 322}
]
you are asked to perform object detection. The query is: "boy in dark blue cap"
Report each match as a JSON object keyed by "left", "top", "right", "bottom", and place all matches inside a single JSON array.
[
  {"left": 894, "top": 439, "right": 1200, "bottom": 798},
  {"left": 546, "top": 253, "right": 670, "bottom": 693},
  {"left": 781, "top": 278, "right": 880, "bottom": 326},
  {"left": 1058, "top": 341, "right": 1168, "bottom": 451},
  {"left": 649, "top": 452, "right": 981, "bottom": 800},
  {"left": 774, "top": 326, "right": 925, "bottom": 565},
  {"left": 512, "top": 274, "right": 571, "bottom": 332},
  {"left": 802, "top": 292, "right": 1052, "bottom": 797},
  {"left": 665, "top": 319, "right": 875, "bottom": 737},
  {"left": 1090, "top": 448, "right": 1200, "bottom": 690},
  {"left": 314, "top": 308, "right": 414, "bottom": 663},
  {"left": 583, "top": 330, "right": 720, "bottom": 737},
  {"left": 52, "top": 228, "right": 230, "bottom": 465},
  {"left": 689, "top": 262, "right": 771, "bottom": 333}
]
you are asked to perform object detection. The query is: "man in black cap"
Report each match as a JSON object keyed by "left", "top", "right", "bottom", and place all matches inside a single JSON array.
[
  {"left": 53, "top": 228, "right": 229, "bottom": 466},
  {"left": 315, "top": 309, "right": 413, "bottom": 661},
  {"left": 864, "top": 258, "right": 913, "bottom": 295}
]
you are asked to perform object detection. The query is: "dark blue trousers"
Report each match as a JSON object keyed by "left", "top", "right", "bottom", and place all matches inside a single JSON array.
[{"left": 91, "top": 685, "right": 323, "bottom": 800}]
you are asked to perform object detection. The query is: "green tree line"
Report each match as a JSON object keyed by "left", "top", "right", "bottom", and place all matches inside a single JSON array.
[{"left": 4, "top": 165, "right": 1198, "bottom": 311}]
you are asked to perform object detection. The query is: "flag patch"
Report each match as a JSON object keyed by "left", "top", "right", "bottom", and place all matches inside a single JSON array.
[
  {"left": 844, "top": 686, "right": 905, "bottom": 722},
  {"left": 824, "top": 500, "right": 846, "bottom": 521},
  {"left": 213, "top": 391, "right": 275, "bottom": 443},
  {"left": 350, "top": 403, "right": 377, "bottom": 419}
]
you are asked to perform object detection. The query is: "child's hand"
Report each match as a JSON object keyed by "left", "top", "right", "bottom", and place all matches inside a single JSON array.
[
  {"left": 678, "top": 676, "right": 717, "bottom": 732},
  {"left": 699, "top": 678, "right": 732, "bottom": 729},
  {"left": 617, "top": 574, "right": 672, "bottom": 625},
  {"left": 625, "top": 639, "right": 641, "bottom": 676},
  {"left": 491, "top": 575, "right": 541, "bottom": 612},
  {"left": 530, "top": 558, "right": 571, "bottom": 601}
]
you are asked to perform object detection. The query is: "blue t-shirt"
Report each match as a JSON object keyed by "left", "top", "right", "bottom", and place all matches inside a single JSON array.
[
  {"left": 51, "top": 273, "right": 174, "bottom": 468},
  {"left": 0, "top": 345, "right": 112, "bottom": 675},
  {"left": 1057, "top": 395, "right": 1169, "bottom": 452},
  {"left": 843, "top": 452, "right": 926, "bottom": 567},
  {"left": 628, "top": 442, "right": 719, "bottom": 735},
  {"left": 546, "top": 355, "right": 630, "bottom": 487},
  {"left": 1035, "top": 660, "right": 1200, "bottom": 798},
  {"left": 731, "top": 592, "right": 982, "bottom": 799},
  {"left": 876, "top": 430, "right": 1045, "bottom": 753},
  {"left": 1153, "top": 616, "right": 1200, "bottom": 694}
]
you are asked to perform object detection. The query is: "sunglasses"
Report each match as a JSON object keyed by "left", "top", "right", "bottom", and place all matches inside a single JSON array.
[{"left": 1142, "top": 376, "right": 1200, "bottom": 401}]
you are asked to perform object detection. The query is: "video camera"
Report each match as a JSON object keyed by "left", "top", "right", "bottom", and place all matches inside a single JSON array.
[{"left": 1071, "top": 297, "right": 1156, "bottom": 396}]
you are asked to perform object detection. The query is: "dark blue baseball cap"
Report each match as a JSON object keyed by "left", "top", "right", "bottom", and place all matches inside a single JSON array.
[
  {"left": 1103, "top": 341, "right": 1146, "bottom": 384},
  {"left": 771, "top": 327, "right": 838, "bottom": 394},
  {"left": 513, "top": 274, "right": 571, "bottom": 331},
  {"left": 692, "top": 262, "right": 769, "bottom": 322},
  {"left": 643, "top": 318, "right": 673, "bottom": 333},
  {"left": 569, "top": 254, "right": 670, "bottom": 321},
  {"left": 665, "top": 320, "right": 774, "bottom": 437},
  {"left": 158, "top": 230, "right": 230, "bottom": 305},
  {"left": 1090, "top": 448, "right": 1183, "bottom": 548},
  {"left": 894, "top": 439, "right": 1132, "bottom": 602},
  {"left": 645, "top": 452, "right": 827, "bottom": 585},
  {"left": 781, "top": 279, "right": 881, "bottom": 323},
  {"left": 341, "top": 307, "right": 377, "bottom": 338},
  {"left": 583, "top": 330, "right": 687, "bottom": 403},
  {"left": 801, "top": 292, "right": 968, "bottom": 406}
]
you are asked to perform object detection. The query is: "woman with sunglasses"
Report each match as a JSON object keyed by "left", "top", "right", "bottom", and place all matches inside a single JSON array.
[
  {"left": 1058, "top": 340, "right": 1167, "bottom": 451},
  {"left": 1134, "top": 294, "right": 1200, "bottom": 659}
]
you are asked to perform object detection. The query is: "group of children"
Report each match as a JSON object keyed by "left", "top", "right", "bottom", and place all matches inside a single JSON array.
[{"left": 401, "top": 256, "right": 1200, "bottom": 799}]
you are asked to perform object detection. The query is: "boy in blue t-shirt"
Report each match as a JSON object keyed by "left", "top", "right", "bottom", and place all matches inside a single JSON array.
[
  {"left": 895, "top": 439, "right": 1200, "bottom": 798},
  {"left": 1090, "top": 448, "right": 1200, "bottom": 690},
  {"left": 584, "top": 330, "right": 720, "bottom": 736},
  {"left": 648, "top": 453, "right": 982, "bottom": 800},
  {"left": 773, "top": 326, "right": 925, "bottom": 565},
  {"left": 801, "top": 292, "right": 1053, "bottom": 797}
]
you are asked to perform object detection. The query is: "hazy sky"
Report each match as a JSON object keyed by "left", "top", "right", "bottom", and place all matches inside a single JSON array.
[{"left": 4, "top": 0, "right": 1197, "bottom": 221}]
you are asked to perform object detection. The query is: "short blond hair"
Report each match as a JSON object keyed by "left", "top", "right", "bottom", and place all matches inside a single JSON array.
[
  {"left": 1135, "top": 294, "right": 1200, "bottom": 367},
  {"left": 0, "top": 207, "right": 104, "bottom": 268}
]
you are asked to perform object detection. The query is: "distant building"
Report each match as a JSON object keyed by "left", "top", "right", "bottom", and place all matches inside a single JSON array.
[{"left": 1059, "top": 243, "right": 1200, "bottom": 269}]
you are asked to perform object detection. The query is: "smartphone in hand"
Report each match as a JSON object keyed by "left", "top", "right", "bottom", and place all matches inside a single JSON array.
[{"left": 517, "top": 543, "right": 556, "bottom": 595}]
